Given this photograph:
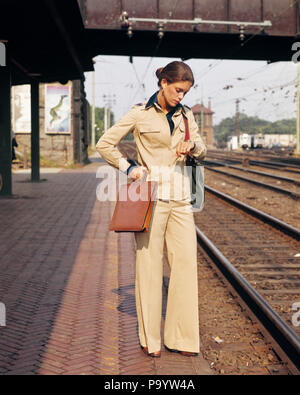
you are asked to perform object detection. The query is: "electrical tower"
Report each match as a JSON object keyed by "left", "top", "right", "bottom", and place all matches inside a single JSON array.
[{"left": 235, "top": 98, "right": 240, "bottom": 137}]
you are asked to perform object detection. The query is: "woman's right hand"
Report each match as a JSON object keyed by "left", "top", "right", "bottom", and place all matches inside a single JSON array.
[{"left": 128, "top": 166, "right": 147, "bottom": 181}]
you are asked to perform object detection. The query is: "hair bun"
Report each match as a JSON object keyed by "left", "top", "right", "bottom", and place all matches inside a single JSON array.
[{"left": 155, "top": 67, "right": 164, "bottom": 78}]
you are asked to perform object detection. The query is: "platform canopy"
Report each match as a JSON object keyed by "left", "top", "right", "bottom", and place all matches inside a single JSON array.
[
  {"left": 0, "top": 0, "right": 94, "bottom": 85},
  {"left": 82, "top": 0, "right": 300, "bottom": 62}
]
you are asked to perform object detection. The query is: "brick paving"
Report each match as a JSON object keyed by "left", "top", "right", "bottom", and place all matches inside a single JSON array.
[{"left": 0, "top": 161, "right": 212, "bottom": 375}]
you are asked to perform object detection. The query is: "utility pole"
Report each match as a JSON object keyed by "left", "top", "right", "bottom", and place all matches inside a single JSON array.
[
  {"left": 91, "top": 68, "right": 95, "bottom": 147},
  {"left": 104, "top": 104, "right": 108, "bottom": 131},
  {"left": 107, "top": 107, "right": 111, "bottom": 129},
  {"left": 296, "top": 63, "right": 300, "bottom": 156},
  {"left": 200, "top": 85, "right": 204, "bottom": 137},
  {"left": 235, "top": 98, "right": 240, "bottom": 137},
  {"left": 103, "top": 94, "right": 116, "bottom": 133}
]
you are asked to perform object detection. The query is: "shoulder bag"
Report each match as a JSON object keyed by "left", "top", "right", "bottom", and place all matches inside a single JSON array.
[{"left": 182, "top": 115, "right": 205, "bottom": 211}]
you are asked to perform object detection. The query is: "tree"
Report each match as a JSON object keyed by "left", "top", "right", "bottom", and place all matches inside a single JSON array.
[
  {"left": 214, "top": 114, "right": 296, "bottom": 147},
  {"left": 90, "top": 107, "right": 115, "bottom": 142}
]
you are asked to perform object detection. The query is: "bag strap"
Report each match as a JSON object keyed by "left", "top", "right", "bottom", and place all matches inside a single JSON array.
[{"left": 183, "top": 115, "right": 190, "bottom": 141}]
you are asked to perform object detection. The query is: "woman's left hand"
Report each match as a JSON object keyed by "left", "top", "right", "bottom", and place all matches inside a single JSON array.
[{"left": 176, "top": 141, "right": 195, "bottom": 158}]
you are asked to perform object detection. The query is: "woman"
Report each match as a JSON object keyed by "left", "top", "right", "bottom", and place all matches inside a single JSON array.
[
  {"left": 96, "top": 61, "right": 207, "bottom": 357},
  {"left": 11, "top": 130, "right": 18, "bottom": 162}
]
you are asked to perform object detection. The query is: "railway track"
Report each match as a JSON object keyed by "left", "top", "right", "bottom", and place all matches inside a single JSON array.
[
  {"left": 208, "top": 148, "right": 300, "bottom": 165},
  {"left": 206, "top": 151, "right": 300, "bottom": 175},
  {"left": 204, "top": 164, "right": 300, "bottom": 199},
  {"left": 194, "top": 187, "right": 300, "bottom": 373},
  {"left": 206, "top": 161, "right": 300, "bottom": 184}
]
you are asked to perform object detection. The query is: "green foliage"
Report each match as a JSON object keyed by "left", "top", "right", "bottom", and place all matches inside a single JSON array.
[
  {"left": 214, "top": 114, "right": 296, "bottom": 146},
  {"left": 90, "top": 107, "right": 115, "bottom": 142},
  {"left": 90, "top": 106, "right": 135, "bottom": 142}
]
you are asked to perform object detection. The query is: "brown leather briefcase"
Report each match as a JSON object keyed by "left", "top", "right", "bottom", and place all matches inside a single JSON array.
[{"left": 109, "top": 178, "right": 158, "bottom": 232}]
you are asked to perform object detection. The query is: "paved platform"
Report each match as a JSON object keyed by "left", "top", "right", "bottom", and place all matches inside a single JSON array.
[{"left": 0, "top": 161, "right": 212, "bottom": 375}]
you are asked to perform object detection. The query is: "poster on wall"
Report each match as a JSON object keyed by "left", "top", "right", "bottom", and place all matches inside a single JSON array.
[
  {"left": 45, "top": 83, "right": 71, "bottom": 134},
  {"left": 11, "top": 85, "right": 31, "bottom": 134}
]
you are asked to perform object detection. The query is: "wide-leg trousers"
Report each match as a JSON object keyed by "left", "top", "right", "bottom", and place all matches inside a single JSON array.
[{"left": 134, "top": 199, "right": 200, "bottom": 354}]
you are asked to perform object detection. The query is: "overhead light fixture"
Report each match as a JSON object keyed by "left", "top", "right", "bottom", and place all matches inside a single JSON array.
[{"left": 120, "top": 12, "right": 272, "bottom": 41}]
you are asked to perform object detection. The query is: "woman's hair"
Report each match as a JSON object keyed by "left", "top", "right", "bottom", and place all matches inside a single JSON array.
[{"left": 156, "top": 61, "right": 194, "bottom": 87}]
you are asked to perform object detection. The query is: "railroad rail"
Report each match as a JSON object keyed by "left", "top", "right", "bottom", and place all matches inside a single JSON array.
[
  {"left": 205, "top": 166, "right": 300, "bottom": 200},
  {"left": 195, "top": 187, "right": 300, "bottom": 373},
  {"left": 224, "top": 164, "right": 300, "bottom": 185},
  {"left": 206, "top": 152, "right": 300, "bottom": 175},
  {"left": 204, "top": 161, "right": 300, "bottom": 185},
  {"left": 205, "top": 185, "right": 300, "bottom": 240},
  {"left": 208, "top": 149, "right": 300, "bottom": 166}
]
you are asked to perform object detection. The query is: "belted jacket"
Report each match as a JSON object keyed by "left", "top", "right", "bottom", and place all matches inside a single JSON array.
[{"left": 96, "top": 93, "right": 207, "bottom": 201}]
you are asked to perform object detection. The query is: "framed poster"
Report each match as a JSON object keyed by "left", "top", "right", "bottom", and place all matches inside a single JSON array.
[
  {"left": 11, "top": 85, "right": 31, "bottom": 134},
  {"left": 45, "top": 83, "right": 71, "bottom": 134}
]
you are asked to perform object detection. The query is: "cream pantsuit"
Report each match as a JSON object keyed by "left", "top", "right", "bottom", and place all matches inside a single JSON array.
[
  {"left": 135, "top": 199, "right": 199, "bottom": 354},
  {"left": 96, "top": 92, "right": 207, "bottom": 354}
]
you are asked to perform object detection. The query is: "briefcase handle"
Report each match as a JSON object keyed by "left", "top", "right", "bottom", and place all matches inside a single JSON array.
[{"left": 127, "top": 168, "right": 148, "bottom": 185}]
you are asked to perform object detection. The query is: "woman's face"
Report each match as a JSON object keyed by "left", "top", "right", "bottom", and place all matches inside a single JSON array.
[{"left": 161, "top": 79, "right": 193, "bottom": 108}]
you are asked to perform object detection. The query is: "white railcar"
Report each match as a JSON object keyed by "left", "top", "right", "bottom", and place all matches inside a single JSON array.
[
  {"left": 250, "top": 133, "right": 264, "bottom": 149},
  {"left": 239, "top": 133, "right": 251, "bottom": 149}
]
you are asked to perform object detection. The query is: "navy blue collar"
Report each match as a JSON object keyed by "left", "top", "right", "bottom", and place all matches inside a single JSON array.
[
  {"left": 145, "top": 91, "right": 184, "bottom": 114},
  {"left": 145, "top": 91, "right": 159, "bottom": 109}
]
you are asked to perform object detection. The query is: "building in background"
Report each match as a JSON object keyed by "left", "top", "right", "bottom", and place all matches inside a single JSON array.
[
  {"left": 191, "top": 102, "right": 214, "bottom": 147},
  {"left": 11, "top": 80, "right": 90, "bottom": 166}
]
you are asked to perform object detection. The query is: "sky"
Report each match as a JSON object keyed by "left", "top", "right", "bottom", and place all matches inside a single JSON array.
[{"left": 84, "top": 55, "right": 299, "bottom": 127}]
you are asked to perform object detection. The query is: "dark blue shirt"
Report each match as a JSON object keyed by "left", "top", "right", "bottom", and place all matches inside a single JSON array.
[{"left": 145, "top": 91, "right": 182, "bottom": 134}]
